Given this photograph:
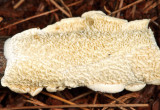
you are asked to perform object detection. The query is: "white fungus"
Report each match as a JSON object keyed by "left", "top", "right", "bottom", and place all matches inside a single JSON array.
[{"left": 1, "top": 11, "right": 160, "bottom": 96}]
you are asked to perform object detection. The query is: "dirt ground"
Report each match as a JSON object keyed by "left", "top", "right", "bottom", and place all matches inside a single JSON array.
[{"left": 0, "top": 0, "right": 160, "bottom": 110}]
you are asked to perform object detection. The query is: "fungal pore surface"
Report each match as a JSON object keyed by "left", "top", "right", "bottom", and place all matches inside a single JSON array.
[{"left": 2, "top": 11, "right": 160, "bottom": 96}]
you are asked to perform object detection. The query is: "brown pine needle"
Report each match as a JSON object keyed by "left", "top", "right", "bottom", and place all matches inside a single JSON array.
[
  {"left": 151, "top": 16, "right": 158, "bottom": 21},
  {"left": 2, "top": 104, "right": 149, "bottom": 110},
  {"left": 69, "top": 91, "right": 93, "bottom": 102},
  {"left": 143, "top": 1, "right": 153, "bottom": 10},
  {"left": 93, "top": 93, "right": 98, "bottom": 104},
  {"left": 104, "top": 6, "right": 111, "bottom": 14},
  {"left": 143, "top": 1, "right": 160, "bottom": 14},
  {"left": 42, "top": 91, "right": 76, "bottom": 105},
  {"left": 91, "top": 93, "right": 98, "bottom": 110},
  {"left": 118, "top": 93, "right": 140, "bottom": 100},
  {"left": 0, "top": 0, "right": 83, "bottom": 31},
  {"left": 0, "top": 17, "right": 3, "bottom": 23},
  {"left": 117, "top": 0, "right": 124, "bottom": 18},
  {"left": 41, "top": 91, "right": 89, "bottom": 110},
  {"left": 102, "top": 96, "right": 128, "bottom": 110},
  {"left": 24, "top": 99, "right": 47, "bottom": 106},
  {"left": 50, "top": 0, "right": 71, "bottom": 17},
  {"left": 102, "top": 93, "right": 136, "bottom": 110},
  {"left": 22, "top": 94, "right": 47, "bottom": 106},
  {"left": 131, "top": 5, "right": 136, "bottom": 18},
  {"left": 0, "top": 93, "right": 6, "bottom": 102},
  {"left": 60, "top": 0, "right": 72, "bottom": 17},
  {"left": 13, "top": 0, "right": 25, "bottom": 9},
  {"left": 151, "top": 20, "right": 160, "bottom": 29},
  {"left": 110, "top": 0, "right": 144, "bottom": 15}
]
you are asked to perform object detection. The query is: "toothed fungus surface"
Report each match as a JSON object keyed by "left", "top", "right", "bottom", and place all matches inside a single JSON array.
[{"left": 2, "top": 11, "right": 160, "bottom": 96}]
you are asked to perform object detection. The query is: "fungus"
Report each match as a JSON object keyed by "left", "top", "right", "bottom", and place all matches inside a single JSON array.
[{"left": 2, "top": 11, "right": 160, "bottom": 96}]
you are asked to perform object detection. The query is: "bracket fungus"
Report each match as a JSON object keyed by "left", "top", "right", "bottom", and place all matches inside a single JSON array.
[{"left": 1, "top": 11, "right": 160, "bottom": 96}]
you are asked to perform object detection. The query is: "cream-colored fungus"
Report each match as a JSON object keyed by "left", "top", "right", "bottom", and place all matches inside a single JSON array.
[{"left": 2, "top": 11, "right": 160, "bottom": 96}]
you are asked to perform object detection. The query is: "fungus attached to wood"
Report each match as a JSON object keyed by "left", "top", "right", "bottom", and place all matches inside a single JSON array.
[{"left": 2, "top": 11, "right": 160, "bottom": 96}]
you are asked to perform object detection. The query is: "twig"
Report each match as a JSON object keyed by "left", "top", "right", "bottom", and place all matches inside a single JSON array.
[
  {"left": 110, "top": 0, "right": 144, "bottom": 15},
  {"left": 0, "top": 0, "right": 83, "bottom": 31},
  {"left": 41, "top": 91, "right": 89, "bottom": 110},
  {"left": 2, "top": 104, "right": 149, "bottom": 110},
  {"left": 13, "top": 0, "right": 25, "bottom": 9},
  {"left": 50, "top": 0, "right": 71, "bottom": 17},
  {"left": 69, "top": 91, "right": 93, "bottom": 102},
  {"left": 117, "top": 0, "right": 124, "bottom": 18}
]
